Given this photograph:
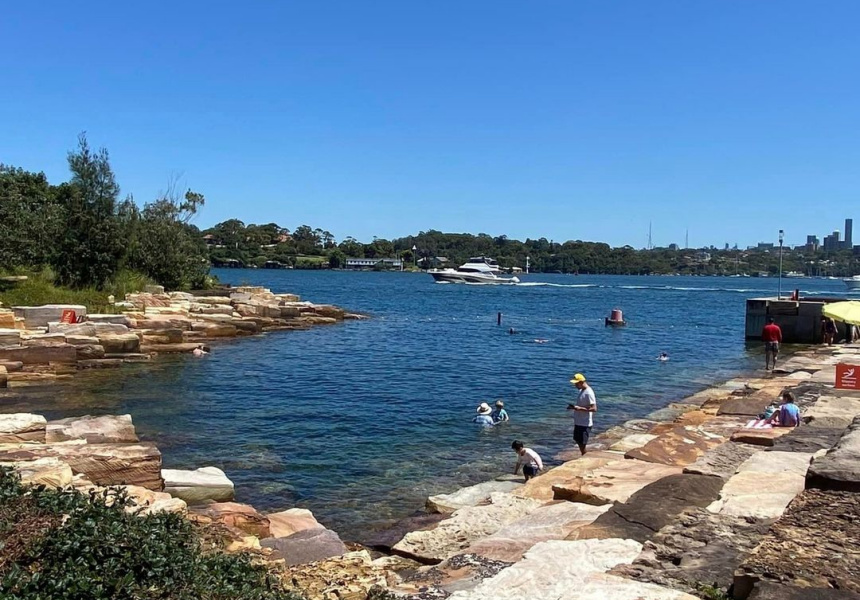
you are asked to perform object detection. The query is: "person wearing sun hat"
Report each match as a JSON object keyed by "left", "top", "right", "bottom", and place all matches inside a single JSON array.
[
  {"left": 472, "top": 402, "right": 495, "bottom": 427},
  {"left": 567, "top": 373, "right": 597, "bottom": 455}
]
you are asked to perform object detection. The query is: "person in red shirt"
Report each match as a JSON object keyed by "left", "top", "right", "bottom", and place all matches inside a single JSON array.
[{"left": 762, "top": 317, "right": 783, "bottom": 371}]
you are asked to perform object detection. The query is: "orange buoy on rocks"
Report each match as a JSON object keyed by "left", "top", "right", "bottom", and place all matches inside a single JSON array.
[{"left": 605, "top": 308, "right": 626, "bottom": 327}]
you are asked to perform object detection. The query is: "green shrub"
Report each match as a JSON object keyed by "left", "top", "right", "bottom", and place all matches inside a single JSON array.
[{"left": 0, "top": 468, "right": 303, "bottom": 600}]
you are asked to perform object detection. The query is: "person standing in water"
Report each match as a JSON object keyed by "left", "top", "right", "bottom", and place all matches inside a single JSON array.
[
  {"left": 762, "top": 317, "right": 782, "bottom": 371},
  {"left": 568, "top": 373, "right": 597, "bottom": 455},
  {"left": 491, "top": 400, "right": 509, "bottom": 423}
]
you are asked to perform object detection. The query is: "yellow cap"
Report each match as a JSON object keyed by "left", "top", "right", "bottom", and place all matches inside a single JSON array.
[{"left": 570, "top": 373, "right": 586, "bottom": 384}]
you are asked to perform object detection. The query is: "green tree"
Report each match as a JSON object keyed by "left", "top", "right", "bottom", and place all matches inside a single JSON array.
[
  {"left": 328, "top": 249, "right": 347, "bottom": 268},
  {"left": 0, "top": 166, "right": 63, "bottom": 268},
  {"left": 54, "top": 133, "right": 126, "bottom": 288}
]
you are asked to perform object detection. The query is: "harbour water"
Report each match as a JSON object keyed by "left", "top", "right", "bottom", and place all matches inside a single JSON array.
[{"left": 2, "top": 272, "right": 848, "bottom": 539}]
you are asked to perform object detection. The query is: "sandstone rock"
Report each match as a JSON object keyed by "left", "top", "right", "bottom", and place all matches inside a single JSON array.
[
  {"left": 0, "top": 328, "right": 22, "bottom": 346},
  {"left": 47, "top": 322, "right": 97, "bottom": 336},
  {"left": 46, "top": 414, "right": 138, "bottom": 444},
  {"left": 769, "top": 426, "right": 843, "bottom": 454},
  {"left": 162, "top": 466, "right": 234, "bottom": 503},
  {"left": 0, "top": 361, "right": 23, "bottom": 372},
  {"left": 311, "top": 305, "right": 345, "bottom": 320},
  {"left": 748, "top": 583, "right": 860, "bottom": 599},
  {"left": 190, "top": 502, "right": 271, "bottom": 538},
  {"left": 0, "top": 311, "right": 15, "bottom": 329},
  {"left": 97, "top": 333, "right": 141, "bottom": 354},
  {"left": 806, "top": 416, "right": 860, "bottom": 492},
  {"left": 0, "top": 365, "right": 6, "bottom": 388},
  {"left": 0, "top": 413, "right": 47, "bottom": 443},
  {"left": 135, "top": 316, "right": 192, "bottom": 331},
  {"left": 553, "top": 459, "right": 682, "bottom": 505},
  {"left": 717, "top": 396, "right": 770, "bottom": 416},
  {"left": 297, "top": 315, "right": 338, "bottom": 326},
  {"left": 0, "top": 441, "right": 162, "bottom": 490},
  {"left": 0, "top": 456, "right": 73, "bottom": 487},
  {"left": 190, "top": 322, "right": 238, "bottom": 337},
  {"left": 708, "top": 451, "right": 812, "bottom": 519},
  {"left": 729, "top": 427, "right": 792, "bottom": 446},
  {"left": 145, "top": 285, "right": 166, "bottom": 294},
  {"left": 625, "top": 426, "right": 724, "bottom": 467},
  {"left": 230, "top": 319, "right": 261, "bottom": 333},
  {"left": 77, "top": 358, "right": 124, "bottom": 369},
  {"left": 398, "top": 552, "right": 512, "bottom": 597},
  {"left": 803, "top": 395, "right": 860, "bottom": 429},
  {"left": 392, "top": 493, "right": 544, "bottom": 564},
  {"left": 427, "top": 480, "right": 523, "bottom": 514},
  {"left": 283, "top": 551, "right": 391, "bottom": 600},
  {"left": 12, "top": 304, "right": 87, "bottom": 328},
  {"left": 612, "top": 507, "right": 772, "bottom": 596},
  {"left": 646, "top": 403, "right": 700, "bottom": 422},
  {"left": 734, "top": 489, "right": 860, "bottom": 599},
  {"left": 75, "top": 344, "right": 106, "bottom": 360},
  {"left": 444, "top": 539, "right": 694, "bottom": 600},
  {"left": 23, "top": 333, "right": 68, "bottom": 347},
  {"left": 609, "top": 433, "right": 657, "bottom": 453},
  {"left": 684, "top": 441, "right": 763, "bottom": 478},
  {"left": 466, "top": 501, "right": 611, "bottom": 562},
  {"left": 87, "top": 314, "right": 136, "bottom": 326},
  {"left": 140, "top": 342, "right": 203, "bottom": 354},
  {"left": 575, "top": 474, "right": 725, "bottom": 543},
  {"left": 514, "top": 451, "right": 621, "bottom": 502},
  {"left": 362, "top": 512, "right": 448, "bottom": 552},
  {"left": 267, "top": 507, "right": 323, "bottom": 538},
  {"left": 65, "top": 335, "right": 99, "bottom": 345},
  {"left": 261, "top": 527, "right": 347, "bottom": 566},
  {"left": 0, "top": 343, "right": 78, "bottom": 364},
  {"left": 190, "top": 303, "right": 234, "bottom": 315}
]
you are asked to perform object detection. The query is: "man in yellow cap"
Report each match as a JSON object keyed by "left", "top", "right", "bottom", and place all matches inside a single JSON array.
[{"left": 568, "top": 373, "right": 597, "bottom": 455}]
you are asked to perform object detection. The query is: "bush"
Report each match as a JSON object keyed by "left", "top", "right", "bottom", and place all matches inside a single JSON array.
[{"left": 0, "top": 468, "right": 303, "bottom": 600}]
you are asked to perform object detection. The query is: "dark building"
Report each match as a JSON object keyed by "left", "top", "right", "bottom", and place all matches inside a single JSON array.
[
  {"left": 845, "top": 218, "right": 853, "bottom": 249},
  {"left": 823, "top": 230, "right": 841, "bottom": 252},
  {"left": 806, "top": 235, "right": 819, "bottom": 252}
]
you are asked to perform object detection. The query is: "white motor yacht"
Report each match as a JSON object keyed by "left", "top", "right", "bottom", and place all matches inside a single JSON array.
[
  {"left": 844, "top": 275, "right": 860, "bottom": 291},
  {"left": 429, "top": 257, "right": 520, "bottom": 284}
]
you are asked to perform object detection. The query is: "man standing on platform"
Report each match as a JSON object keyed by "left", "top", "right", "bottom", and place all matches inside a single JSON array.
[
  {"left": 762, "top": 317, "right": 783, "bottom": 371},
  {"left": 568, "top": 373, "right": 597, "bottom": 455}
]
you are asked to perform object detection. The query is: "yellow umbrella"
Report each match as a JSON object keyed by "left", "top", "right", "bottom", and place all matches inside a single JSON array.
[{"left": 822, "top": 301, "right": 860, "bottom": 326}]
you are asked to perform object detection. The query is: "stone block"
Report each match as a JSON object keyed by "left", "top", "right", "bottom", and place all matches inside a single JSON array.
[
  {"left": 267, "top": 508, "right": 323, "bottom": 538},
  {"left": 22, "top": 333, "right": 67, "bottom": 347},
  {"left": 97, "top": 333, "right": 141, "bottom": 354},
  {"left": 625, "top": 426, "right": 725, "bottom": 467},
  {"left": 552, "top": 459, "right": 682, "bottom": 505},
  {"left": 0, "top": 413, "right": 47, "bottom": 443},
  {"left": 609, "top": 433, "right": 657, "bottom": 453},
  {"left": 361, "top": 512, "right": 447, "bottom": 552},
  {"left": 12, "top": 304, "right": 87, "bottom": 328},
  {"left": 0, "top": 328, "right": 22, "bottom": 346},
  {"left": 162, "top": 466, "right": 234, "bottom": 504},
  {"left": 803, "top": 396, "right": 860, "bottom": 429},
  {"left": 190, "top": 502, "right": 271, "bottom": 538},
  {"left": 427, "top": 480, "right": 523, "bottom": 514},
  {"left": 806, "top": 415, "right": 860, "bottom": 492},
  {"left": 86, "top": 314, "right": 136, "bottom": 326},
  {"left": 75, "top": 344, "right": 106, "bottom": 360},
  {"left": 0, "top": 343, "right": 78, "bottom": 364},
  {"left": 684, "top": 441, "right": 763, "bottom": 478},
  {"left": 190, "top": 322, "right": 238, "bottom": 337},
  {"left": 730, "top": 427, "right": 793, "bottom": 447},
  {"left": 261, "top": 527, "right": 347, "bottom": 566},
  {"left": 0, "top": 456, "right": 73, "bottom": 488},
  {"left": 47, "top": 322, "right": 97, "bottom": 336},
  {"left": 140, "top": 342, "right": 203, "bottom": 354},
  {"left": 65, "top": 335, "right": 100, "bottom": 346},
  {"left": 46, "top": 414, "right": 138, "bottom": 444}
]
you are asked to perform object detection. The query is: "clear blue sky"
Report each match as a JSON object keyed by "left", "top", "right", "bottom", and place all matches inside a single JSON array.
[{"left": 1, "top": 2, "right": 858, "bottom": 248}]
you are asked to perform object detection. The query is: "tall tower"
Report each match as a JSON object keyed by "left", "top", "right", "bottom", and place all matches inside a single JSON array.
[{"left": 846, "top": 218, "right": 853, "bottom": 249}]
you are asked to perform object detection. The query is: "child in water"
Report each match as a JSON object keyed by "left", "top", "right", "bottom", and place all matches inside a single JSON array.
[
  {"left": 491, "top": 400, "right": 509, "bottom": 423},
  {"left": 511, "top": 440, "right": 543, "bottom": 481}
]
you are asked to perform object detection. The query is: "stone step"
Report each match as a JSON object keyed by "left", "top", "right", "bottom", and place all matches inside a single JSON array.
[
  {"left": 552, "top": 458, "right": 682, "bottom": 505},
  {"left": 427, "top": 479, "right": 523, "bottom": 514},
  {"left": 806, "top": 415, "right": 860, "bottom": 492}
]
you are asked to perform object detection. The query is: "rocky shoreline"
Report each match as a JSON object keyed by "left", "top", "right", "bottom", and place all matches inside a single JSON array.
[
  {"left": 2, "top": 302, "right": 860, "bottom": 598},
  {"left": 0, "top": 285, "right": 365, "bottom": 387}
]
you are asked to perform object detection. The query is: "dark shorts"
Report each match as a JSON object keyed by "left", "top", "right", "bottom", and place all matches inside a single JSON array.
[
  {"left": 573, "top": 425, "right": 592, "bottom": 446},
  {"left": 765, "top": 341, "right": 779, "bottom": 353},
  {"left": 523, "top": 465, "right": 538, "bottom": 479}
]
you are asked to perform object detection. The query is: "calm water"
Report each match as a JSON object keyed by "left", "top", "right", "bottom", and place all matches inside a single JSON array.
[{"left": 1, "top": 272, "right": 848, "bottom": 539}]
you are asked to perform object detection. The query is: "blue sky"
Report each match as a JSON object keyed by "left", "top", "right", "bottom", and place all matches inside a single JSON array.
[{"left": 1, "top": 2, "right": 858, "bottom": 248}]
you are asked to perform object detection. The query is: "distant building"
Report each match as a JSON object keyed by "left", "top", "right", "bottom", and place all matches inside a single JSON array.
[
  {"left": 345, "top": 258, "right": 402, "bottom": 270},
  {"left": 845, "top": 218, "right": 853, "bottom": 249},
  {"left": 756, "top": 242, "right": 775, "bottom": 250},
  {"left": 823, "top": 230, "right": 841, "bottom": 252},
  {"left": 668, "top": 243, "right": 679, "bottom": 251},
  {"left": 805, "top": 235, "right": 819, "bottom": 253}
]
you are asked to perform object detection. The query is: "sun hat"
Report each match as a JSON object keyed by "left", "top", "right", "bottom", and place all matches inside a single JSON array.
[
  {"left": 570, "top": 373, "right": 587, "bottom": 385},
  {"left": 495, "top": 400, "right": 505, "bottom": 408},
  {"left": 477, "top": 402, "right": 492, "bottom": 415}
]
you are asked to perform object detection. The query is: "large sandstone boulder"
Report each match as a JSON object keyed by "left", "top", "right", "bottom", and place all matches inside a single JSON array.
[
  {"left": 0, "top": 413, "right": 47, "bottom": 443},
  {"left": 190, "top": 322, "right": 238, "bottom": 338},
  {"left": 806, "top": 416, "right": 860, "bottom": 492},
  {"left": 553, "top": 459, "right": 682, "bottom": 505},
  {"left": 609, "top": 433, "right": 657, "bottom": 453},
  {"left": 769, "top": 426, "right": 843, "bottom": 454},
  {"left": 446, "top": 539, "right": 697, "bottom": 600},
  {"left": 0, "top": 328, "right": 22, "bottom": 346},
  {"left": 162, "top": 466, "right": 234, "bottom": 504},
  {"left": 393, "top": 493, "right": 544, "bottom": 564},
  {"left": 803, "top": 396, "right": 860, "bottom": 429},
  {"left": 708, "top": 451, "right": 812, "bottom": 519},
  {"left": 684, "top": 441, "right": 763, "bottom": 478},
  {"left": 12, "top": 304, "right": 87, "bottom": 328},
  {"left": 75, "top": 344, "right": 106, "bottom": 360},
  {"left": 46, "top": 414, "right": 138, "bottom": 444},
  {"left": 47, "top": 322, "right": 97, "bottom": 336},
  {"left": 465, "top": 501, "right": 611, "bottom": 562},
  {"left": 97, "top": 333, "right": 141, "bottom": 354},
  {"left": 730, "top": 428, "right": 792, "bottom": 447},
  {"left": 0, "top": 456, "right": 73, "bottom": 487},
  {"left": 513, "top": 451, "right": 621, "bottom": 502},
  {"left": 733, "top": 489, "right": 860, "bottom": 599},
  {"left": 427, "top": 480, "right": 523, "bottom": 514},
  {"left": 625, "top": 426, "right": 724, "bottom": 466},
  {"left": 575, "top": 474, "right": 725, "bottom": 543},
  {"left": 261, "top": 527, "right": 347, "bottom": 566},
  {"left": 267, "top": 507, "right": 323, "bottom": 538},
  {"left": 362, "top": 512, "right": 447, "bottom": 552},
  {"left": 396, "top": 552, "right": 512, "bottom": 597},
  {"left": 0, "top": 343, "right": 78, "bottom": 364},
  {"left": 0, "top": 441, "right": 162, "bottom": 490},
  {"left": 190, "top": 502, "right": 271, "bottom": 538}
]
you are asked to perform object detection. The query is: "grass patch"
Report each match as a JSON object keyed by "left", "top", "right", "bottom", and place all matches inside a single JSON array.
[
  {"left": 0, "top": 468, "right": 302, "bottom": 600},
  {"left": 0, "top": 268, "right": 154, "bottom": 313}
]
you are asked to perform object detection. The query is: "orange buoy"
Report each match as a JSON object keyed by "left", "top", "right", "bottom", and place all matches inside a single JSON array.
[{"left": 605, "top": 308, "right": 626, "bottom": 327}]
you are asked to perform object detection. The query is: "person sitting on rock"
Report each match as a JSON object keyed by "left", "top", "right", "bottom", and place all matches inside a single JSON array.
[
  {"left": 491, "top": 400, "right": 509, "bottom": 423},
  {"left": 768, "top": 391, "right": 801, "bottom": 427},
  {"left": 511, "top": 440, "right": 543, "bottom": 481},
  {"left": 472, "top": 403, "right": 495, "bottom": 427}
]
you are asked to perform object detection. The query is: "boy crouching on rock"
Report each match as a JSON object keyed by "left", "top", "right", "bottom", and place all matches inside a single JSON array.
[{"left": 512, "top": 440, "right": 543, "bottom": 481}]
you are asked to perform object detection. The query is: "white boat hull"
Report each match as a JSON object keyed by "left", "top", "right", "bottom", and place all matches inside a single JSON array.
[
  {"left": 430, "top": 270, "right": 519, "bottom": 285},
  {"left": 844, "top": 277, "right": 860, "bottom": 291}
]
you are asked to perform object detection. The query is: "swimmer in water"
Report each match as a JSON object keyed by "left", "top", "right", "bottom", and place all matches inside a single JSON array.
[
  {"left": 657, "top": 352, "right": 669, "bottom": 362},
  {"left": 509, "top": 327, "right": 516, "bottom": 334},
  {"left": 534, "top": 338, "right": 549, "bottom": 344}
]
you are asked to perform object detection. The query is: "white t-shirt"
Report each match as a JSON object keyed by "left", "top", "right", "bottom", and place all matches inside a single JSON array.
[
  {"left": 516, "top": 448, "right": 543, "bottom": 471},
  {"left": 573, "top": 387, "right": 596, "bottom": 427}
]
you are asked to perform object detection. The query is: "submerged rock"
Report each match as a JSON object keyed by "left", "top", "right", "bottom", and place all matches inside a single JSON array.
[{"left": 46, "top": 414, "right": 138, "bottom": 444}]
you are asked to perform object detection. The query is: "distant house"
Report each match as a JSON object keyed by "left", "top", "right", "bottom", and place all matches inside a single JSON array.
[
  {"left": 202, "top": 234, "right": 222, "bottom": 248},
  {"left": 417, "top": 257, "right": 449, "bottom": 268},
  {"left": 346, "top": 258, "right": 402, "bottom": 270}
]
